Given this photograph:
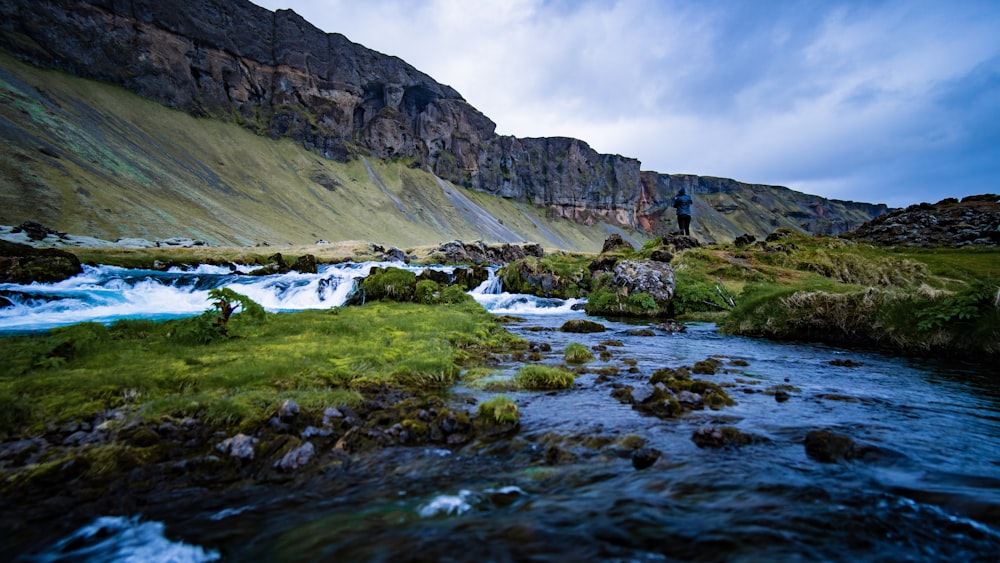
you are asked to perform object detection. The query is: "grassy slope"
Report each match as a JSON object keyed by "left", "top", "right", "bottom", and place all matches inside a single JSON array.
[{"left": 0, "top": 51, "right": 638, "bottom": 251}]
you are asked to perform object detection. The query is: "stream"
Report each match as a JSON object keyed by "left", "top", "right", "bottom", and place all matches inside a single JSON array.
[{"left": 2, "top": 263, "right": 998, "bottom": 561}]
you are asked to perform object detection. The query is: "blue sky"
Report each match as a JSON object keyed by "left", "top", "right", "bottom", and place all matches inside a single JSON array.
[{"left": 252, "top": 0, "right": 1000, "bottom": 208}]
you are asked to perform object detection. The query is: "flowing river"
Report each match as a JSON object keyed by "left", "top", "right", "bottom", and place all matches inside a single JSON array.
[{"left": 2, "top": 263, "right": 998, "bottom": 561}]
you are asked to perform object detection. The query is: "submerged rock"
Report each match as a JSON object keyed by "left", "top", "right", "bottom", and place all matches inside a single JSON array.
[
  {"left": 631, "top": 447, "right": 661, "bottom": 470},
  {"left": 804, "top": 429, "right": 865, "bottom": 463},
  {"left": 691, "top": 425, "right": 755, "bottom": 448}
]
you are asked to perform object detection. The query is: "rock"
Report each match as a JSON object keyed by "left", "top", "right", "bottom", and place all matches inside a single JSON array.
[
  {"left": 631, "top": 447, "right": 661, "bottom": 470},
  {"left": 691, "top": 425, "right": 754, "bottom": 448},
  {"left": 216, "top": 433, "right": 258, "bottom": 460},
  {"left": 804, "top": 430, "right": 861, "bottom": 463},
  {"left": 601, "top": 234, "right": 634, "bottom": 253},
  {"left": 278, "top": 399, "right": 300, "bottom": 420},
  {"left": 734, "top": 233, "right": 757, "bottom": 247},
  {"left": 14, "top": 220, "right": 64, "bottom": 241},
  {"left": 654, "top": 320, "right": 687, "bottom": 334},
  {"left": 846, "top": 196, "right": 1000, "bottom": 248},
  {"left": 774, "top": 389, "right": 790, "bottom": 402},
  {"left": 677, "top": 390, "right": 703, "bottom": 406},
  {"left": 648, "top": 249, "right": 674, "bottom": 263},
  {"left": 585, "top": 259, "right": 676, "bottom": 317},
  {"left": 0, "top": 240, "right": 83, "bottom": 284},
  {"left": 624, "top": 328, "right": 656, "bottom": 337},
  {"left": 829, "top": 359, "right": 864, "bottom": 367},
  {"left": 274, "top": 441, "right": 315, "bottom": 471},
  {"left": 559, "top": 319, "right": 606, "bottom": 333},
  {"left": 157, "top": 237, "right": 205, "bottom": 247},
  {"left": 115, "top": 238, "right": 157, "bottom": 248},
  {"left": 290, "top": 254, "right": 317, "bottom": 274},
  {"left": 434, "top": 241, "right": 543, "bottom": 266}
]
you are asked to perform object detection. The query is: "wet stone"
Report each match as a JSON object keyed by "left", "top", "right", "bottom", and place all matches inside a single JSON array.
[
  {"left": 274, "top": 442, "right": 315, "bottom": 472},
  {"left": 631, "top": 447, "right": 661, "bottom": 470},
  {"left": 217, "top": 433, "right": 258, "bottom": 460}
]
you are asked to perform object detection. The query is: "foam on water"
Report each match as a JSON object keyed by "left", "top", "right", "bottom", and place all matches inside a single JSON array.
[
  {"left": 36, "top": 515, "right": 219, "bottom": 563},
  {"left": 0, "top": 262, "right": 579, "bottom": 333}
]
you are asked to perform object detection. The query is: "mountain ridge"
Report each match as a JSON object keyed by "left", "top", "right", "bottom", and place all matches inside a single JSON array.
[{"left": 0, "top": 0, "right": 890, "bottom": 246}]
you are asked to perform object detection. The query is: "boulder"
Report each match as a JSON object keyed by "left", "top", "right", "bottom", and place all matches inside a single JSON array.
[
  {"left": 601, "top": 234, "right": 634, "bottom": 254},
  {"left": 585, "top": 259, "right": 675, "bottom": 317},
  {"left": 0, "top": 240, "right": 83, "bottom": 284},
  {"left": 559, "top": 319, "right": 606, "bottom": 333},
  {"left": 804, "top": 429, "right": 863, "bottom": 463}
]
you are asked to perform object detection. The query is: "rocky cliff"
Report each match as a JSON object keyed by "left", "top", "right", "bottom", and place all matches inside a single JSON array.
[{"left": 0, "top": 0, "right": 887, "bottom": 242}]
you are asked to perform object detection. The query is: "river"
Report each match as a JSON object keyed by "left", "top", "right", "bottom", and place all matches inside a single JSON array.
[{"left": 2, "top": 263, "right": 998, "bottom": 561}]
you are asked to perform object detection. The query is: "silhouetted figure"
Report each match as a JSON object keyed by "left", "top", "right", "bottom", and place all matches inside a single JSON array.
[{"left": 672, "top": 187, "right": 693, "bottom": 236}]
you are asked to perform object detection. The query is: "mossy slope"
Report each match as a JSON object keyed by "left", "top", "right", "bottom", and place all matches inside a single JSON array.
[{"left": 0, "top": 51, "right": 638, "bottom": 251}]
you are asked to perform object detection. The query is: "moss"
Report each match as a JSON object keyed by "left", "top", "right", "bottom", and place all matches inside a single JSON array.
[{"left": 477, "top": 395, "right": 520, "bottom": 425}]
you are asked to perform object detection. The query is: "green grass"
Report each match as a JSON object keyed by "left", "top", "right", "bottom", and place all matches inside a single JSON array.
[
  {"left": 476, "top": 395, "right": 520, "bottom": 425},
  {"left": 0, "top": 299, "right": 526, "bottom": 437},
  {"left": 563, "top": 342, "right": 595, "bottom": 364},
  {"left": 513, "top": 365, "right": 577, "bottom": 390}
]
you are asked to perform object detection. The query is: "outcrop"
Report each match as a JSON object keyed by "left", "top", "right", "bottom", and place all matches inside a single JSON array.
[
  {"left": 844, "top": 194, "right": 1000, "bottom": 247},
  {"left": 0, "top": 0, "right": 889, "bottom": 242},
  {"left": 0, "top": 240, "right": 82, "bottom": 283}
]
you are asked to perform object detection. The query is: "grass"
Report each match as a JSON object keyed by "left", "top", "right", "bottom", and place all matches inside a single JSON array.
[
  {"left": 0, "top": 299, "right": 526, "bottom": 437},
  {"left": 513, "top": 365, "right": 577, "bottom": 390}
]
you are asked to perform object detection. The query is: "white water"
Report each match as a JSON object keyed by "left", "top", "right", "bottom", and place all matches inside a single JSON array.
[
  {"left": 0, "top": 262, "right": 576, "bottom": 334},
  {"left": 35, "top": 516, "right": 219, "bottom": 563}
]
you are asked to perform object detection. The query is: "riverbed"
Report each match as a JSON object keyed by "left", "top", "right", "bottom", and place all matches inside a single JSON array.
[{"left": 2, "top": 263, "right": 998, "bottom": 561}]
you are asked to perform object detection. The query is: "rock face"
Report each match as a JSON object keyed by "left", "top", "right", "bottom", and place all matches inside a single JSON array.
[{"left": 0, "top": 0, "right": 890, "bottom": 241}]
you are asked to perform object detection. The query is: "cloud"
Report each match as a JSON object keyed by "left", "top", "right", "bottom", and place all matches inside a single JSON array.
[{"left": 252, "top": 0, "right": 1000, "bottom": 207}]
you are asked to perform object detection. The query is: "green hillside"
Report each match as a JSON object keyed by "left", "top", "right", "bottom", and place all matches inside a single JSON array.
[{"left": 0, "top": 51, "right": 643, "bottom": 251}]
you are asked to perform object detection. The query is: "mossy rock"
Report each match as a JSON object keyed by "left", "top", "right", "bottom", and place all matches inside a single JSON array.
[
  {"left": 360, "top": 267, "right": 417, "bottom": 302},
  {"left": 559, "top": 319, "right": 606, "bottom": 333},
  {"left": 514, "top": 365, "right": 576, "bottom": 390},
  {"left": 0, "top": 240, "right": 83, "bottom": 284}
]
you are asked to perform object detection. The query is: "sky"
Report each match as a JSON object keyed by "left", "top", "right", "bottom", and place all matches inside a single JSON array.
[{"left": 251, "top": 0, "right": 1000, "bottom": 208}]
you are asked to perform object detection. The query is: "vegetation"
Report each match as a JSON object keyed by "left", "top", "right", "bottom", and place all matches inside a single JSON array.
[
  {"left": 476, "top": 395, "right": 520, "bottom": 425},
  {"left": 513, "top": 365, "right": 577, "bottom": 390},
  {"left": 563, "top": 342, "right": 595, "bottom": 364},
  {"left": 0, "top": 297, "right": 525, "bottom": 437}
]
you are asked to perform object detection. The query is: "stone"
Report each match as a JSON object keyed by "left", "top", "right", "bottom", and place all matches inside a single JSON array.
[
  {"left": 804, "top": 430, "right": 860, "bottom": 463},
  {"left": 559, "top": 319, "right": 606, "bottom": 333},
  {"left": 278, "top": 399, "right": 300, "bottom": 420},
  {"left": 691, "top": 425, "right": 754, "bottom": 448},
  {"left": 274, "top": 442, "right": 315, "bottom": 472},
  {"left": 216, "top": 433, "right": 258, "bottom": 460},
  {"left": 0, "top": 240, "right": 83, "bottom": 284},
  {"left": 601, "top": 234, "right": 634, "bottom": 253},
  {"left": 631, "top": 447, "right": 661, "bottom": 470}
]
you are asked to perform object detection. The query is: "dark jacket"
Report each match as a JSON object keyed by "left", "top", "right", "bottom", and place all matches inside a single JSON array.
[{"left": 672, "top": 190, "right": 693, "bottom": 215}]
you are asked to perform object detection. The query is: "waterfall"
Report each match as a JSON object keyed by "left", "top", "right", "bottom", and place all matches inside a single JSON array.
[{"left": 470, "top": 269, "right": 502, "bottom": 295}]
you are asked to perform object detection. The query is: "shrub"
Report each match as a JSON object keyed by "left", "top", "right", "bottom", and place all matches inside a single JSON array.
[{"left": 514, "top": 365, "right": 576, "bottom": 390}]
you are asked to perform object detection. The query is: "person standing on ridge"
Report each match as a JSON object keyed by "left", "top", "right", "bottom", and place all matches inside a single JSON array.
[{"left": 672, "top": 187, "right": 693, "bottom": 236}]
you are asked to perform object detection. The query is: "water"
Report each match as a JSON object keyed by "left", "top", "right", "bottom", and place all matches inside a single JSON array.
[{"left": 3, "top": 264, "right": 999, "bottom": 561}]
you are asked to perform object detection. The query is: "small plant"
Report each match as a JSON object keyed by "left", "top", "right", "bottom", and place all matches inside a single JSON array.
[
  {"left": 563, "top": 342, "right": 594, "bottom": 364},
  {"left": 208, "top": 287, "right": 267, "bottom": 335},
  {"left": 514, "top": 365, "right": 576, "bottom": 390},
  {"left": 477, "top": 395, "right": 519, "bottom": 425}
]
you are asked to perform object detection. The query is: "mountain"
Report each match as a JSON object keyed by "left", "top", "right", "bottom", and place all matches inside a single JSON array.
[{"left": 0, "top": 0, "right": 890, "bottom": 248}]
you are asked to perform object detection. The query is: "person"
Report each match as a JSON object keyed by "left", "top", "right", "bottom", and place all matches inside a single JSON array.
[{"left": 672, "top": 187, "right": 693, "bottom": 236}]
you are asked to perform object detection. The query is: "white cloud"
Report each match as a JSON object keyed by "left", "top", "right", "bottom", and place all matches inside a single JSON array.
[{"left": 252, "top": 0, "right": 1000, "bottom": 206}]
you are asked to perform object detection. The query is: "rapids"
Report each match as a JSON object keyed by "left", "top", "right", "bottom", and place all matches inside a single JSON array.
[{"left": 3, "top": 263, "right": 999, "bottom": 561}]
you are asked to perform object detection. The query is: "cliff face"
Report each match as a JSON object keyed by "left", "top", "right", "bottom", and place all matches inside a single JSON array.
[{"left": 0, "top": 0, "right": 888, "bottom": 241}]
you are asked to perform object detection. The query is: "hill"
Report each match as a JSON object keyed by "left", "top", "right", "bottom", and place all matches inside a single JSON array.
[{"left": 0, "top": 0, "right": 890, "bottom": 247}]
